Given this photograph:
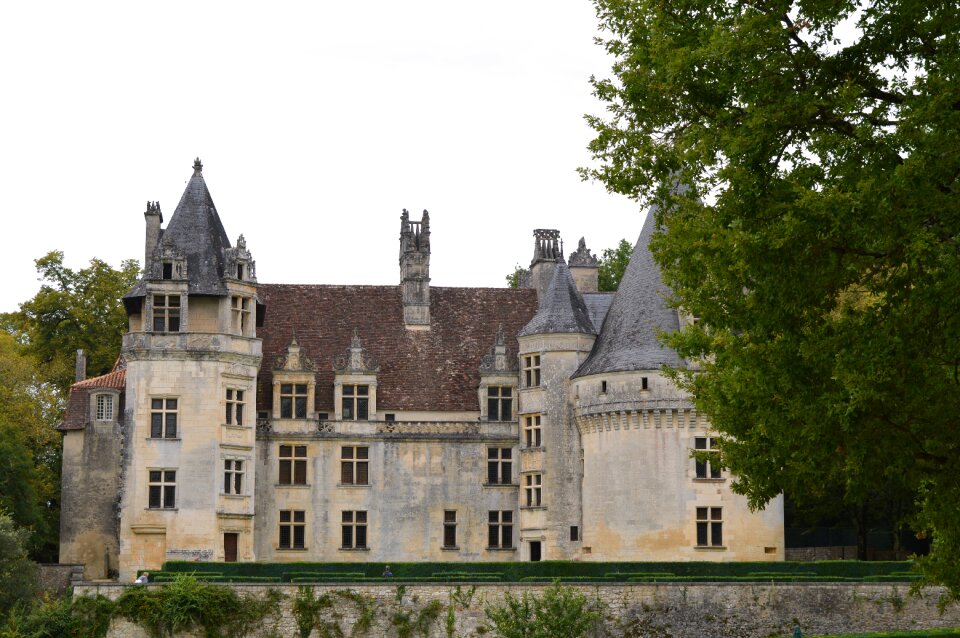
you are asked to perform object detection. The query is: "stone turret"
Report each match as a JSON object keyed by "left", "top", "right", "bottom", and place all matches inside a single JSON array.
[
  {"left": 529, "top": 229, "right": 562, "bottom": 306},
  {"left": 567, "top": 237, "right": 599, "bottom": 293},
  {"left": 399, "top": 209, "right": 431, "bottom": 329}
]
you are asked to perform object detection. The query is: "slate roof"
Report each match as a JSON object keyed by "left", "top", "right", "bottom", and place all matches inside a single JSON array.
[
  {"left": 126, "top": 161, "right": 232, "bottom": 300},
  {"left": 517, "top": 263, "right": 596, "bottom": 336},
  {"left": 257, "top": 285, "right": 538, "bottom": 413},
  {"left": 573, "top": 209, "right": 683, "bottom": 377},
  {"left": 582, "top": 292, "right": 614, "bottom": 333}
]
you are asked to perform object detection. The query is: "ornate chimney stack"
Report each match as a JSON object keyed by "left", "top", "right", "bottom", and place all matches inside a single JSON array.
[
  {"left": 567, "top": 237, "right": 599, "bottom": 293},
  {"left": 529, "top": 228, "right": 562, "bottom": 306},
  {"left": 144, "top": 201, "right": 163, "bottom": 274},
  {"left": 74, "top": 349, "right": 87, "bottom": 383},
  {"left": 399, "top": 209, "right": 431, "bottom": 329}
]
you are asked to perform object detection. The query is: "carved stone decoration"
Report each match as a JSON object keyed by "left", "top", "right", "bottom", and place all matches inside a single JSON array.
[
  {"left": 332, "top": 329, "right": 380, "bottom": 373},
  {"left": 225, "top": 234, "right": 257, "bottom": 282},
  {"left": 274, "top": 334, "right": 315, "bottom": 371},
  {"left": 479, "top": 324, "right": 518, "bottom": 372},
  {"left": 568, "top": 237, "right": 599, "bottom": 267},
  {"left": 532, "top": 228, "right": 563, "bottom": 263}
]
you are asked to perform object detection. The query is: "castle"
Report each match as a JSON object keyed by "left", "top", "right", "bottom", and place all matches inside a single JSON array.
[{"left": 58, "top": 159, "right": 783, "bottom": 580}]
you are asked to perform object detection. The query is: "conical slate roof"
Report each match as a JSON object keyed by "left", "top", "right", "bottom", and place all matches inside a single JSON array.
[
  {"left": 518, "top": 262, "right": 596, "bottom": 336},
  {"left": 573, "top": 208, "right": 682, "bottom": 377},
  {"left": 126, "top": 159, "right": 232, "bottom": 299}
]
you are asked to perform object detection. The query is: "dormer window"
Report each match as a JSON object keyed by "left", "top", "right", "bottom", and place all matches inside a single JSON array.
[
  {"left": 237, "top": 263, "right": 245, "bottom": 280},
  {"left": 342, "top": 385, "right": 369, "bottom": 421},
  {"left": 162, "top": 262, "right": 173, "bottom": 280},
  {"left": 487, "top": 386, "right": 513, "bottom": 421},
  {"left": 280, "top": 384, "right": 308, "bottom": 419},
  {"left": 95, "top": 394, "right": 114, "bottom": 421}
]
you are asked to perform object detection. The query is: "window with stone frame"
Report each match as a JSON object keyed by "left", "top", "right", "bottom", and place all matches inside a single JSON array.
[
  {"left": 487, "top": 386, "right": 513, "bottom": 421},
  {"left": 522, "top": 355, "right": 541, "bottom": 388},
  {"left": 279, "top": 445, "right": 307, "bottom": 485},
  {"left": 523, "top": 414, "right": 542, "bottom": 448},
  {"left": 694, "top": 436, "right": 722, "bottom": 479},
  {"left": 279, "top": 384, "right": 308, "bottom": 419},
  {"left": 487, "top": 447, "right": 512, "bottom": 485},
  {"left": 279, "top": 510, "right": 305, "bottom": 549},
  {"left": 150, "top": 398, "right": 178, "bottom": 438},
  {"left": 443, "top": 510, "right": 457, "bottom": 549},
  {"left": 341, "top": 384, "right": 369, "bottom": 420},
  {"left": 231, "top": 296, "right": 251, "bottom": 335},
  {"left": 341, "top": 511, "right": 368, "bottom": 549},
  {"left": 487, "top": 510, "right": 513, "bottom": 549},
  {"left": 524, "top": 473, "right": 542, "bottom": 507},
  {"left": 696, "top": 507, "right": 723, "bottom": 547},
  {"left": 225, "top": 389, "right": 245, "bottom": 426},
  {"left": 148, "top": 469, "right": 176, "bottom": 509},
  {"left": 95, "top": 394, "right": 114, "bottom": 421},
  {"left": 224, "top": 459, "right": 244, "bottom": 495},
  {"left": 340, "top": 446, "right": 369, "bottom": 485},
  {"left": 152, "top": 294, "right": 181, "bottom": 332}
]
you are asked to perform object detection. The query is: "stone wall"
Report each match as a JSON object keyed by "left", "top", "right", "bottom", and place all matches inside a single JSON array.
[
  {"left": 73, "top": 581, "right": 960, "bottom": 638},
  {"left": 37, "top": 563, "right": 84, "bottom": 596}
]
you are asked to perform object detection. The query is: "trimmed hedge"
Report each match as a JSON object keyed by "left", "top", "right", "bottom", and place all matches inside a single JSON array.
[
  {"left": 160, "top": 560, "right": 917, "bottom": 583},
  {"left": 813, "top": 630, "right": 960, "bottom": 637}
]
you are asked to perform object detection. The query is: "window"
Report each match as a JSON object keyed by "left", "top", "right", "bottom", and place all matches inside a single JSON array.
[
  {"left": 148, "top": 470, "right": 176, "bottom": 509},
  {"left": 570, "top": 526, "right": 580, "bottom": 542},
  {"left": 384, "top": 413, "right": 395, "bottom": 422},
  {"left": 487, "top": 447, "right": 512, "bottom": 485},
  {"left": 487, "top": 386, "right": 513, "bottom": 421},
  {"left": 279, "top": 445, "right": 307, "bottom": 485},
  {"left": 523, "top": 414, "right": 542, "bottom": 448},
  {"left": 600, "top": 380, "right": 607, "bottom": 394},
  {"left": 152, "top": 294, "right": 181, "bottom": 332},
  {"left": 95, "top": 394, "right": 114, "bottom": 421},
  {"left": 279, "top": 510, "right": 305, "bottom": 549},
  {"left": 694, "top": 437, "right": 722, "bottom": 479},
  {"left": 523, "top": 355, "right": 541, "bottom": 387},
  {"left": 150, "top": 398, "right": 178, "bottom": 438},
  {"left": 162, "top": 262, "right": 173, "bottom": 280},
  {"left": 342, "top": 385, "right": 369, "bottom": 420},
  {"left": 641, "top": 377, "right": 649, "bottom": 390},
  {"left": 341, "top": 446, "right": 369, "bottom": 485},
  {"left": 237, "top": 263, "right": 245, "bottom": 280},
  {"left": 488, "top": 510, "right": 513, "bottom": 549},
  {"left": 224, "top": 459, "right": 244, "bottom": 495},
  {"left": 524, "top": 473, "right": 542, "bottom": 507},
  {"left": 696, "top": 507, "right": 723, "bottom": 547},
  {"left": 280, "top": 384, "right": 308, "bottom": 419},
  {"left": 231, "top": 296, "right": 251, "bottom": 335},
  {"left": 226, "top": 389, "right": 245, "bottom": 426},
  {"left": 443, "top": 510, "right": 457, "bottom": 548},
  {"left": 341, "top": 511, "right": 368, "bottom": 549}
]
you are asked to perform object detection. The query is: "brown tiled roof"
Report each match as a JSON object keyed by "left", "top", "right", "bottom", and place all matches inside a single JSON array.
[
  {"left": 58, "top": 367, "right": 127, "bottom": 431},
  {"left": 257, "top": 285, "right": 538, "bottom": 413}
]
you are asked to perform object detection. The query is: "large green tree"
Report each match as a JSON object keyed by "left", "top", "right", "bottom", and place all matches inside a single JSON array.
[
  {"left": 3, "top": 252, "right": 140, "bottom": 393},
  {"left": 585, "top": 0, "right": 960, "bottom": 593},
  {"left": 597, "top": 239, "right": 633, "bottom": 292}
]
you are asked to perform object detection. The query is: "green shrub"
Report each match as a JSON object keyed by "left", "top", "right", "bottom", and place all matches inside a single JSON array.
[{"left": 484, "top": 582, "right": 602, "bottom": 638}]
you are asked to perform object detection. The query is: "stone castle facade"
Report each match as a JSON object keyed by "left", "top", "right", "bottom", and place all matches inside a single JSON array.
[{"left": 59, "top": 159, "right": 783, "bottom": 580}]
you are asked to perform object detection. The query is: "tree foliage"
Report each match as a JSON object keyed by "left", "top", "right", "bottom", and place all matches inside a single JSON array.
[
  {"left": 484, "top": 583, "right": 601, "bottom": 638},
  {"left": 0, "top": 513, "right": 39, "bottom": 619},
  {"left": 2, "top": 252, "right": 139, "bottom": 393},
  {"left": 598, "top": 239, "right": 632, "bottom": 292},
  {"left": 585, "top": 0, "right": 960, "bottom": 593},
  {"left": 505, "top": 264, "right": 528, "bottom": 289}
]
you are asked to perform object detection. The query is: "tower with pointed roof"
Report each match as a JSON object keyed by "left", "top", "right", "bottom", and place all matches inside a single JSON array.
[
  {"left": 58, "top": 163, "right": 783, "bottom": 581},
  {"left": 115, "top": 159, "right": 264, "bottom": 578}
]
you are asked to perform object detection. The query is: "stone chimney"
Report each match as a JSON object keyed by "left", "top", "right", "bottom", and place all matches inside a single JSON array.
[
  {"left": 75, "top": 349, "right": 87, "bottom": 383},
  {"left": 529, "top": 229, "right": 562, "bottom": 306},
  {"left": 567, "top": 237, "right": 599, "bottom": 293},
  {"left": 399, "top": 209, "right": 431, "bottom": 329},
  {"left": 144, "top": 201, "right": 163, "bottom": 274}
]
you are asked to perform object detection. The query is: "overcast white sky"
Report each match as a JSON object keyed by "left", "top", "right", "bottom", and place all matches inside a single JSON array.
[{"left": 0, "top": 1, "right": 644, "bottom": 313}]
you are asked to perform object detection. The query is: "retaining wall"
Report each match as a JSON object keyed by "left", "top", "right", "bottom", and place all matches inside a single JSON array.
[{"left": 74, "top": 581, "right": 960, "bottom": 638}]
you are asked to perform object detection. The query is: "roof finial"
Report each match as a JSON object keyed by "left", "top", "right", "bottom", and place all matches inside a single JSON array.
[{"left": 193, "top": 157, "right": 203, "bottom": 175}]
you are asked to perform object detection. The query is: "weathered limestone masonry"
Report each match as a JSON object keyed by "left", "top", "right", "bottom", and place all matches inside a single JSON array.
[
  {"left": 74, "top": 582, "right": 960, "bottom": 638},
  {"left": 59, "top": 160, "right": 784, "bottom": 582}
]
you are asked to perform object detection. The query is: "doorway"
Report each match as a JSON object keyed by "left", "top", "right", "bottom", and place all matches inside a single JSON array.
[
  {"left": 529, "top": 541, "right": 542, "bottom": 562},
  {"left": 224, "top": 533, "right": 238, "bottom": 562}
]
